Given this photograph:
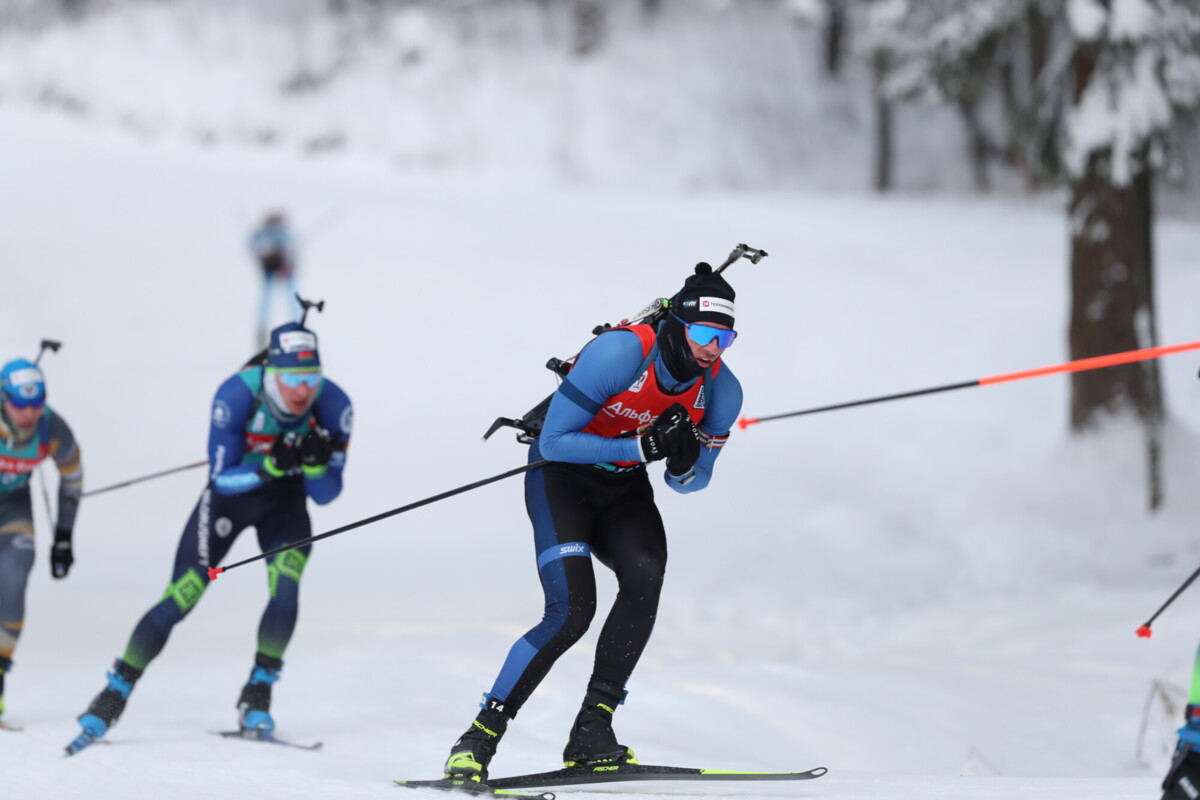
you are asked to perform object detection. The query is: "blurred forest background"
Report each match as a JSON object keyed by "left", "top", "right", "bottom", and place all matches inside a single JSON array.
[{"left": 2, "top": 0, "right": 1199, "bottom": 510}]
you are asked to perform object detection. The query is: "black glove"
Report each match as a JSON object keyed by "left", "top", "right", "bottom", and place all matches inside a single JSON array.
[
  {"left": 50, "top": 528, "right": 74, "bottom": 579},
  {"left": 260, "top": 431, "right": 303, "bottom": 479},
  {"left": 640, "top": 403, "right": 701, "bottom": 476},
  {"left": 664, "top": 417, "right": 700, "bottom": 477},
  {"left": 299, "top": 427, "right": 341, "bottom": 477}
]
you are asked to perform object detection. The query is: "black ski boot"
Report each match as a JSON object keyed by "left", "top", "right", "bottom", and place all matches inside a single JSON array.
[
  {"left": 1164, "top": 743, "right": 1200, "bottom": 799},
  {"left": 237, "top": 653, "right": 283, "bottom": 734},
  {"left": 0, "top": 656, "right": 10, "bottom": 720},
  {"left": 563, "top": 678, "right": 636, "bottom": 768},
  {"left": 71, "top": 659, "right": 143, "bottom": 747},
  {"left": 1164, "top": 705, "right": 1200, "bottom": 800},
  {"left": 444, "top": 700, "right": 511, "bottom": 784}
]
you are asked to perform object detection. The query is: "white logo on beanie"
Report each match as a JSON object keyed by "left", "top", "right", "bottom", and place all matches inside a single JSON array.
[
  {"left": 278, "top": 331, "right": 317, "bottom": 353},
  {"left": 9, "top": 367, "right": 42, "bottom": 390},
  {"left": 699, "top": 297, "right": 735, "bottom": 317}
]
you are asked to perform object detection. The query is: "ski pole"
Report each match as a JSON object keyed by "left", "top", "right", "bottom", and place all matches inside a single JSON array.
[
  {"left": 738, "top": 340, "right": 1200, "bottom": 429},
  {"left": 1136, "top": 563, "right": 1200, "bottom": 638},
  {"left": 30, "top": 339, "right": 63, "bottom": 519},
  {"left": 37, "top": 464, "right": 55, "bottom": 530},
  {"left": 208, "top": 459, "right": 550, "bottom": 580},
  {"left": 82, "top": 460, "right": 209, "bottom": 498},
  {"left": 27, "top": 339, "right": 63, "bottom": 523}
]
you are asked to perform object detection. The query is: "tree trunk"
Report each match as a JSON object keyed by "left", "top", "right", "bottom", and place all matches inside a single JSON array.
[
  {"left": 957, "top": 98, "right": 991, "bottom": 192},
  {"left": 823, "top": 0, "right": 846, "bottom": 78},
  {"left": 998, "top": 47, "right": 1028, "bottom": 176},
  {"left": 572, "top": 0, "right": 605, "bottom": 57},
  {"left": 60, "top": 0, "right": 87, "bottom": 18},
  {"left": 872, "top": 49, "right": 893, "bottom": 192},
  {"left": 1068, "top": 42, "right": 1164, "bottom": 510},
  {"left": 1026, "top": 4, "right": 1049, "bottom": 85},
  {"left": 1020, "top": 4, "right": 1053, "bottom": 188},
  {"left": 1068, "top": 158, "right": 1163, "bottom": 509}
]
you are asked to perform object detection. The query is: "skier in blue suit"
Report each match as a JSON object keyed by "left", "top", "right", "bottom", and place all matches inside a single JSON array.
[
  {"left": 443, "top": 263, "right": 743, "bottom": 783},
  {"left": 249, "top": 212, "right": 302, "bottom": 346},
  {"left": 67, "top": 321, "right": 352, "bottom": 754}
]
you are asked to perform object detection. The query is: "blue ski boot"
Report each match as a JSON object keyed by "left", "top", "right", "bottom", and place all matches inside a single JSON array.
[
  {"left": 67, "top": 659, "right": 142, "bottom": 755},
  {"left": 562, "top": 678, "right": 636, "bottom": 768},
  {"left": 444, "top": 696, "right": 510, "bottom": 784},
  {"left": 237, "top": 654, "right": 282, "bottom": 734}
]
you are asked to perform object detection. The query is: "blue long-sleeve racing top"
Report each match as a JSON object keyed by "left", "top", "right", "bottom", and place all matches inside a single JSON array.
[
  {"left": 538, "top": 329, "right": 742, "bottom": 494},
  {"left": 207, "top": 367, "right": 352, "bottom": 505}
]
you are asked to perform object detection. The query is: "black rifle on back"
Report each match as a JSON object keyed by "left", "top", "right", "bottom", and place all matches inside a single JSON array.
[{"left": 481, "top": 244, "right": 768, "bottom": 444}]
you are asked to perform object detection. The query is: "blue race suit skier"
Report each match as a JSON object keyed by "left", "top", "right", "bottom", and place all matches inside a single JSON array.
[
  {"left": 0, "top": 359, "right": 83, "bottom": 722},
  {"left": 249, "top": 212, "right": 301, "bottom": 347},
  {"left": 68, "top": 321, "right": 352, "bottom": 752},
  {"left": 442, "top": 263, "right": 744, "bottom": 782}
]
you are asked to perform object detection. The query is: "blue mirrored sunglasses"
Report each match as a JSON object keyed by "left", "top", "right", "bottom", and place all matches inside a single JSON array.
[
  {"left": 671, "top": 313, "right": 737, "bottom": 349},
  {"left": 275, "top": 371, "right": 323, "bottom": 389},
  {"left": 4, "top": 394, "right": 45, "bottom": 410}
]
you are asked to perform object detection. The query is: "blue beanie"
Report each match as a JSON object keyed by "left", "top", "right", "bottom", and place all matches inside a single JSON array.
[
  {"left": 0, "top": 359, "right": 46, "bottom": 407},
  {"left": 266, "top": 323, "right": 321, "bottom": 370}
]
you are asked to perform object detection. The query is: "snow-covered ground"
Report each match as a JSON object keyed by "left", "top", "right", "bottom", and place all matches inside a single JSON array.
[
  {"left": 1, "top": 3, "right": 1200, "bottom": 797},
  {"left": 3, "top": 101, "right": 1200, "bottom": 799}
]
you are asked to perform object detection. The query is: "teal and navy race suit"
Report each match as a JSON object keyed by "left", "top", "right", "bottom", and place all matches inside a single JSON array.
[
  {"left": 0, "top": 408, "right": 82, "bottom": 668},
  {"left": 119, "top": 365, "right": 352, "bottom": 671},
  {"left": 482, "top": 323, "right": 742, "bottom": 715}
]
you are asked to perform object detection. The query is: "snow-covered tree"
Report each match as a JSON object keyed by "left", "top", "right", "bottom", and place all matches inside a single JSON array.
[
  {"left": 877, "top": 0, "right": 1200, "bottom": 509},
  {"left": 873, "top": 0, "right": 1037, "bottom": 191},
  {"left": 1058, "top": 0, "right": 1200, "bottom": 510}
]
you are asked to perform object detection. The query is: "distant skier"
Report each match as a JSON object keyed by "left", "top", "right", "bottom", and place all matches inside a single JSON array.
[
  {"left": 249, "top": 212, "right": 302, "bottom": 347},
  {"left": 66, "top": 321, "right": 352, "bottom": 754},
  {"left": 0, "top": 357, "right": 83, "bottom": 723},
  {"left": 441, "top": 263, "right": 744, "bottom": 783}
]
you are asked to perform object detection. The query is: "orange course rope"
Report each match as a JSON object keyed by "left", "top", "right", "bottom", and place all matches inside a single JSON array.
[
  {"left": 979, "top": 341, "right": 1200, "bottom": 386},
  {"left": 738, "top": 340, "right": 1200, "bottom": 430}
]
